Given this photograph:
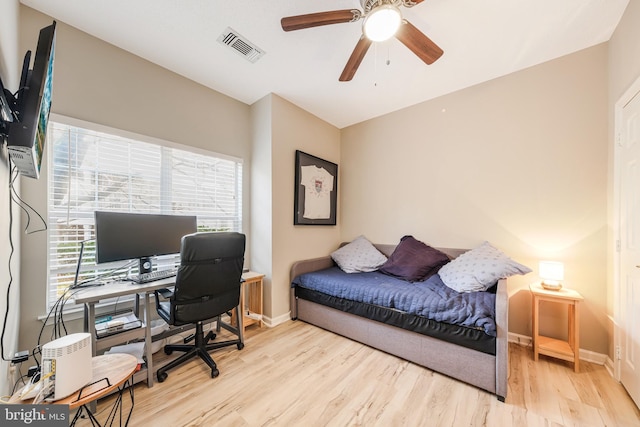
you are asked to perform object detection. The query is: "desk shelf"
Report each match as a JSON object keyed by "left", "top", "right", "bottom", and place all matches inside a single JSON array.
[
  {"left": 95, "top": 326, "right": 145, "bottom": 352},
  {"left": 73, "top": 278, "right": 176, "bottom": 388}
]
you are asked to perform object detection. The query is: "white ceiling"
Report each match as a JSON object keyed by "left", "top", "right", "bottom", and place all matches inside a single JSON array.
[{"left": 20, "top": 0, "right": 629, "bottom": 129}]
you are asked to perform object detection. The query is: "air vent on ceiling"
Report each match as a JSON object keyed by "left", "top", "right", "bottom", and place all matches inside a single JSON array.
[{"left": 217, "top": 27, "right": 265, "bottom": 63}]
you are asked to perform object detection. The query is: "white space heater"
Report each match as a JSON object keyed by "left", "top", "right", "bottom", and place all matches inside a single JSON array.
[{"left": 41, "top": 332, "right": 92, "bottom": 401}]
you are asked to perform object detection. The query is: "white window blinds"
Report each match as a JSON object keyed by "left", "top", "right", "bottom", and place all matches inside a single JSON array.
[{"left": 47, "top": 121, "right": 243, "bottom": 310}]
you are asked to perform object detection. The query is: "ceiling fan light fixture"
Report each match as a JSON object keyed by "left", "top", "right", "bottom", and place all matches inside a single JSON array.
[{"left": 363, "top": 4, "right": 402, "bottom": 42}]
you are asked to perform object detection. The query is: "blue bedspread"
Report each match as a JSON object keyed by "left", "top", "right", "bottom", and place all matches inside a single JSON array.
[{"left": 292, "top": 267, "right": 496, "bottom": 337}]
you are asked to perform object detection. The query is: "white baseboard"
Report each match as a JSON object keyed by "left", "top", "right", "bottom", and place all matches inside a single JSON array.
[
  {"left": 580, "top": 348, "right": 608, "bottom": 365},
  {"left": 508, "top": 332, "right": 608, "bottom": 366},
  {"left": 262, "top": 311, "right": 291, "bottom": 328},
  {"left": 508, "top": 332, "right": 532, "bottom": 347},
  {"left": 604, "top": 356, "right": 617, "bottom": 379}
]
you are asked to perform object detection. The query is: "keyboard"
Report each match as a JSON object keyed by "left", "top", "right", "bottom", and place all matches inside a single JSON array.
[{"left": 134, "top": 269, "right": 177, "bottom": 284}]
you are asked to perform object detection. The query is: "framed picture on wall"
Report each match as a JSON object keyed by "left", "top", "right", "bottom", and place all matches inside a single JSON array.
[{"left": 294, "top": 150, "right": 338, "bottom": 225}]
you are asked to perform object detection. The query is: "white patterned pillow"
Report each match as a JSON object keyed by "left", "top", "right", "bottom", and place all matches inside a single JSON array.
[
  {"left": 331, "top": 236, "right": 388, "bottom": 273},
  {"left": 438, "top": 241, "right": 531, "bottom": 293}
]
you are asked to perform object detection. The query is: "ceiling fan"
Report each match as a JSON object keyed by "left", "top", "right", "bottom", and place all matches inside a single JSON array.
[{"left": 281, "top": 0, "right": 444, "bottom": 82}]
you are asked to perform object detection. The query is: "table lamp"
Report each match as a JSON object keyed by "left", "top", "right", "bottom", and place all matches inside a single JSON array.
[{"left": 539, "top": 261, "right": 564, "bottom": 291}]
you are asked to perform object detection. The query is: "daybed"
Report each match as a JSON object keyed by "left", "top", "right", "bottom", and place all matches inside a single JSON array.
[{"left": 290, "top": 240, "right": 515, "bottom": 401}]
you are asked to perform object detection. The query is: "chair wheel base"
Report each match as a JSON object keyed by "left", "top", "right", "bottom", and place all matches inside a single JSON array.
[
  {"left": 205, "top": 331, "right": 216, "bottom": 343},
  {"left": 237, "top": 342, "right": 244, "bottom": 350},
  {"left": 211, "top": 368, "right": 219, "bottom": 378},
  {"left": 157, "top": 371, "right": 168, "bottom": 383}
]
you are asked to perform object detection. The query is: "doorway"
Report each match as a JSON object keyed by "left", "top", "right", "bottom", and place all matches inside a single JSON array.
[{"left": 615, "top": 75, "right": 640, "bottom": 409}]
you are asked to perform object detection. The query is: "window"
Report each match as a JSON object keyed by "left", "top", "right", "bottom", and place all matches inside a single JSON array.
[{"left": 47, "top": 120, "right": 243, "bottom": 310}]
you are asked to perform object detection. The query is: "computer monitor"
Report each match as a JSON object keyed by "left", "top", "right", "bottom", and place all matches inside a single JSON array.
[{"left": 94, "top": 211, "right": 197, "bottom": 273}]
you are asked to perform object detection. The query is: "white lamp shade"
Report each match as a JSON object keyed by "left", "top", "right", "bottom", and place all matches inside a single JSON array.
[
  {"left": 363, "top": 4, "right": 402, "bottom": 42},
  {"left": 539, "top": 261, "right": 564, "bottom": 283}
]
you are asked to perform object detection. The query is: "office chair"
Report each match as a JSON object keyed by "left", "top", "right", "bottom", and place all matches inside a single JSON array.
[{"left": 154, "top": 231, "right": 246, "bottom": 382}]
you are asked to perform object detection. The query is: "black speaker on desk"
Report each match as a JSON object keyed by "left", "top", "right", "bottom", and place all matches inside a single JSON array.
[{"left": 139, "top": 257, "right": 153, "bottom": 274}]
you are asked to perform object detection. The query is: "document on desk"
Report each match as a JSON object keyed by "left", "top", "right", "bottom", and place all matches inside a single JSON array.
[{"left": 95, "top": 311, "right": 142, "bottom": 338}]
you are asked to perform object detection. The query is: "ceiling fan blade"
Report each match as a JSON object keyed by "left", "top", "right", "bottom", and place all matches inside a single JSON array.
[
  {"left": 339, "top": 36, "right": 373, "bottom": 82},
  {"left": 281, "top": 10, "right": 359, "bottom": 32},
  {"left": 395, "top": 20, "right": 443, "bottom": 65}
]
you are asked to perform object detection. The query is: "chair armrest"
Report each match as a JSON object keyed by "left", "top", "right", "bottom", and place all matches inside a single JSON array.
[
  {"left": 156, "top": 288, "right": 173, "bottom": 299},
  {"left": 154, "top": 288, "right": 174, "bottom": 310}
]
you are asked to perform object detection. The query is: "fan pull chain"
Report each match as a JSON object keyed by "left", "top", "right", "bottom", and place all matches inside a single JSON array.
[
  {"left": 373, "top": 42, "right": 378, "bottom": 87},
  {"left": 373, "top": 43, "right": 392, "bottom": 87}
]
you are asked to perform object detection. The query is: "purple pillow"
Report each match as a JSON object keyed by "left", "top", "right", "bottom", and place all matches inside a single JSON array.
[{"left": 379, "top": 235, "right": 450, "bottom": 282}]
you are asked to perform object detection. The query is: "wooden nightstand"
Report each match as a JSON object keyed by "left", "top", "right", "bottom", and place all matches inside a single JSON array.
[
  {"left": 236, "top": 271, "right": 264, "bottom": 332},
  {"left": 530, "top": 283, "right": 583, "bottom": 372}
]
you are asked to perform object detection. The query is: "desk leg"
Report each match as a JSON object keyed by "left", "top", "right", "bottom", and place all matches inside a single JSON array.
[
  {"left": 85, "top": 303, "right": 98, "bottom": 414},
  {"left": 86, "top": 303, "right": 97, "bottom": 358},
  {"left": 134, "top": 294, "right": 140, "bottom": 318},
  {"left": 144, "top": 292, "right": 154, "bottom": 387}
]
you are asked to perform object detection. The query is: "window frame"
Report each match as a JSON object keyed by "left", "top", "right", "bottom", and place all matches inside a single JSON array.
[{"left": 46, "top": 114, "right": 244, "bottom": 312}]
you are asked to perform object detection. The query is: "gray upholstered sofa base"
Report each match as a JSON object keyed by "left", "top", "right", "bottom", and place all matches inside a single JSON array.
[{"left": 289, "top": 245, "right": 508, "bottom": 401}]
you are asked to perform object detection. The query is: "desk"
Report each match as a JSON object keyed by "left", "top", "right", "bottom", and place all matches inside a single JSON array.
[
  {"left": 530, "top": 283, "right": 583, "bottom": 372},
  {"left": 73, "top": 272, "right": 258, "bottom": 387},
  {"left": 10, "top": 353, "right": 137, "bottom": 426},
  {"left": 72, "top": 277, "right": 175, "bottom": 388}
]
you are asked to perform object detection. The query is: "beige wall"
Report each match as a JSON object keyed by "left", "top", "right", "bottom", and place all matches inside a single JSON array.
[
  {"left": 249, "top": 95, "right": 273, "bottom": 317},
  {"left": 341, "top": 44, "right": 609, "bottom": 354},
  {"left": 0, "top": 0, "right": 21, "bottom": 398},
  {"left": 251, "top": 94, "right": 341, "bottom": 322},
  {"left": 609, "top": 2, "right": 640, "bottom": 102},
  {"left": 608, "top": 2, "right": 640, "bottom": 360},
  {"left": 271, "top": 95, "right": 341, "bottom": 320},
  {"left": 18, "top": 7, "right": 252, "bottom": 353}
]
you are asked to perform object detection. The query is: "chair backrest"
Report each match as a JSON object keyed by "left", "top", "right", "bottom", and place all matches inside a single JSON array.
[{"left": 170, "top": 232, "right": 246, "bottom": 326}]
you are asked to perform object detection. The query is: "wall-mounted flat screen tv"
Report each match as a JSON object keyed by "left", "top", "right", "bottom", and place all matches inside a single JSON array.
[
  {"left": 7, "top": 21, "right": 56, "bottom": 179},
  {"left": 0, "top": 75, "right": 16, "bottom": 124}
]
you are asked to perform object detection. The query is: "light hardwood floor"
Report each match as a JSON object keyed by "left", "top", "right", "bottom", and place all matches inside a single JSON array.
[{"left": 83, "top": 320, "right": 640, "bottom": 426}]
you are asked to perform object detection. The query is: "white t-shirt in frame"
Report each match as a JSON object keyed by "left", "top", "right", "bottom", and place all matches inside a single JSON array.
[{"left": 300, "top": 165, "right": 334, "bottom": 219}]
